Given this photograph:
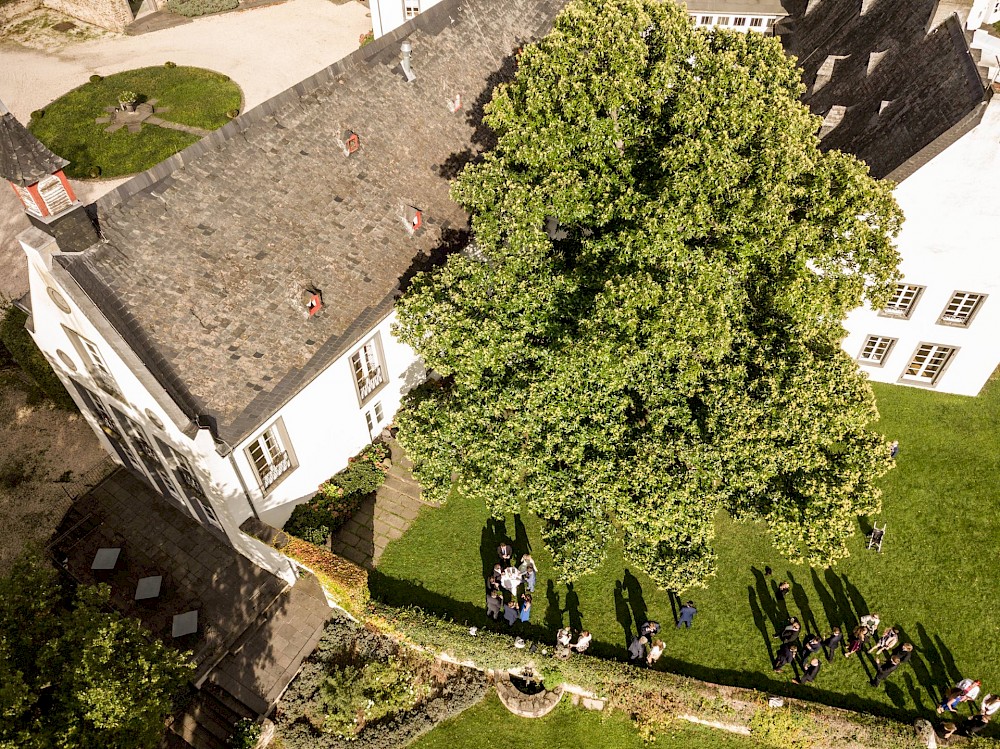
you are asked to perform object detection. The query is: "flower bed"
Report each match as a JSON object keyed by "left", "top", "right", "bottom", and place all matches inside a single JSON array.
[{"left": 284, "top": 443, "right": 389, "bottom": 544}]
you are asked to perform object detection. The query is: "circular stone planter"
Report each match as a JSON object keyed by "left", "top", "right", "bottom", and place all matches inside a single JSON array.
[{"left": 494, "top": 669, "right": 563, "bottom": 718}]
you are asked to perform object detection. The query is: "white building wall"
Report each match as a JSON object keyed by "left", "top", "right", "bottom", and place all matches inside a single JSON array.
[
  {"left": 233, "top": 310, "right": 424, "bottom": 528},
  {"left": 371, "top": 0, "right": 433, "bottom": 38},
  {"left": 688, "top": 10, "right": 783, "bottom": 32},
  {"left": 19, "top": 227, "right": 297, "bottom": 584},
  {"left": 842, "top": 96, "right": 1000, "bottom": 396}
]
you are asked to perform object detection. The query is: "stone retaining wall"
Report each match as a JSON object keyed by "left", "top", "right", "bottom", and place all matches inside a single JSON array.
[{"left": 0, "top": 0, "right": 133, "bottom": 31}]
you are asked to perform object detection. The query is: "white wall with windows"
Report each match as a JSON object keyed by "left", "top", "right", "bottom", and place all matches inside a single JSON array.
[
  {"left": 688, "top": 11, "right": 781, "bottom": 32},
  {"left": 370, "top": 0, "right": 427, "bottom": 38},
  {"left": 841, "top": 97, "right": 1000, "bottom": 396},
  {"left": 230, "top": 311, "right": 424, "bottom": 528},
  {"left": 18, "top": 227, "right": 298, "bottom": 584}
]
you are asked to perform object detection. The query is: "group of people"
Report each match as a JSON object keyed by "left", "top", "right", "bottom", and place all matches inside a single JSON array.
[
  {"left": 770, "top": 579, "right": 994, "bottom": 737},
  {"left": 556, "top": 626, "right": 592, "bottom": 657},
  {"left": 486, "top": 542, "right": 537, "bottom": 627},
  {"left": 627, "top": 619, "right": 666, "bottom": 667}
]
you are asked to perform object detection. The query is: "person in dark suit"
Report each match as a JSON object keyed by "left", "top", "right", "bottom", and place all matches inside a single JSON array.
[
  {"left": 963, "top": 715, "right": 989, "bottom": 736},
  {"left": 774, "top": 643, "right": 798, "bottom": 672},
  {"left": 677, "top": 601, "right": 697, "bottom": 628},
  {"left": 497, "top": 542, "right": 513, "bottom": 564},
  {"left": 794, "top": 658, "right": 821, "bottom": 685},
  {"left": 802, "top": 633, "right": 822, "bottom": 659},
  {"left": 776, "top": 581, "right": 791, "bottom": 600},
  {"left": 503, "top": 599, "right": 519, "bottom": 627},
  {"left": 640, "top": 620, "right": 661, "bottom": 639},
  {"left": 628, "top": 635, "right": 648, "bottom": 662},
  {"left": 486, "top": 590, "right": 503, "bottom": 620},
  {"left": 822, "top": 627, "right": 843, "bottom": 661},
  {"left": 778, "top": 618, "right": 801, "bottom": 644},
  {"left": 892, "top": 641, "right": 914, "bottom": 665},
  {"left": 871, "top": 655, "right": 901, "bottom": 687}
]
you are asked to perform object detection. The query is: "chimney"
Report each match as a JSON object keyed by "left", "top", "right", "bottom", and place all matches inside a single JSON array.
[
  {"left": 400, "top": 41, "right": 416, "bottom": 82},
  {"left": 301, "top": 286, "right": 323, "bottom": 316},
  {"left": 0, "top": 95, "right": 98, "bottom": 253},
  {"left": 403, "top": 204, "right": 422, "bottom": 234},
  {"left": 339, "top": 129, "right": 360, "bottom": 156}
]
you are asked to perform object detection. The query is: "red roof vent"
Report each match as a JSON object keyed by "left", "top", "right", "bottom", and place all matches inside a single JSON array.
[
  {"left": 448, "top": 94, "right": 462, "bottom": 112},
  {"left": 340, "top": 129, "right": 360, "bottom": 156},
  {"left": 301, "top": 286, "right": 323, "bottom": 316},
  {"left": 403, "top": 205, "right": 422, "bottom": 234}
]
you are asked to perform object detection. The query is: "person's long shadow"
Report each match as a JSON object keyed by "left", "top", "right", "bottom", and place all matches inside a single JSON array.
[
  {"left": 902, "top": 672, "right": 929, "bottom": 713},
  {"left": 513, "top": 514, "right": 531, "bottom": 559},
  {"left": 668, "top": 590, "right": 680, "bottom": 626},
  {"left": 479, "top": 518, "right": 508, "bottom": 581},
  {"left": 810, "top": 569, "right": 841, "bottom": 633},
  {"left": 622, "top": 569, "right": 648, "bottom": 628},
  {"left": 884, "top": 681, "right": 907, "bottom": 708},
  {"left": 751, "top": 567, "right": 781, "bottom": 631},
  {"left": 843, "top": 576, "right": 870, "bottom": 619},
  {"left": 788, "top": 572, "right": 819, "bottom": 636},
  {"left": 615, "top": 581, "right": 633, "bottom": 646},
  {"left": 748, "top": 585, "right": 774, "bottom": 662},
  {"left": 825, "top": 569, "right": 857, "bottom": 628},
  {"left": 915, "top": 623, "right": 947, "bottom": 702},
  {"left": 935, "top": 634, "right": 963, "bottom": 685},
  {"left": 771, "top": 577, "right": 790, "bottom": 620},
  {"left": 544, "top": 579, "right": 563, "bottom": 632},
  {"left": 566, "top": 583, "right": 583, "bottom": 632}
]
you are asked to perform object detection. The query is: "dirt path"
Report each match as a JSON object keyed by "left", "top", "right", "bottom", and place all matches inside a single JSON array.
[{"left": 0, "top": 0, "right": 371, "bottom": 300}]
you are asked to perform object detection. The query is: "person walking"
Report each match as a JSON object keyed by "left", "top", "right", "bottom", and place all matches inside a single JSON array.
[
  {"left": 794, "top": 658, "right": 821, "bottom": 685},
  {"left": 519, "top": 593, "right": 532, "bottom": 623},
  {"left": 646, "top": 639, "right": 664, "bottom": 667},
  {"left": 774, "top": 643, "right": 798, "bottom": 672},
  {"left": 572, "top": 631, "right": 592, "bottom": 654},
  {"left": 868, "top": 626, "right": 899, "bottom": 655},
  {"left": 871, "top": 655, "right": 901, "bottom": 687},
  {"left": 822, "top": 627, "right": 843, "bottom": 661},
  {"left": 628, "top": 635, "right": 648, "bottom": 662},
  {"left": 802, "top": 633, "right": 822, "bottom": 658},
  {"left": 892, "top": 642, "right": 914, "bottom": 665},
  {"left": 677, "top": 601, "right": 697, "bottom": 628},
  {"left": 522, "top": 564, "right": 537, "bottom": 594},
  {"left": 980, "top": 694, "right": 1000, "bottom": 719},
  {"left": 503, "top": 599, "right": 519, "bottom": 627},
  {"left": 486, "top": 590, "right": 503, "bottom": 620},
  {"left": 776, "top": 581, "right": 791, "bottom": 601},
  {"left": 497, "top": 542, "right": 513, "bottom": 564},
  {"left": 778, "top": 618, "right": 801, "bottom": 644}
]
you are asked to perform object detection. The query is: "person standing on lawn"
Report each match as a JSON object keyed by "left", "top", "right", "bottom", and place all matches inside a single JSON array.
[
  {"left": 677, "top": 601, "right": 697, "bottom": 628},
  {"left": 845, "top": 624, "right": 867, "bottom": 657},
  {"left": 774, "top": 643, "right": 798, "bottom": 672},
  {"left": 776, "top": 581, "right": 791, "bottom": 600},
  {"left": 794, "top": 658, "right": 821, "bottom": 685},
  {"left": 572, "top": 631, "right": 592, "bottom": 654},
  {"left": 498, "top": 542, "right": 513, "bottom": 565},
  {"left": 871, "top": 655, "right": 902, "bottom": 687},
  {"left": 640, "top": 620, "right": 661, "bottom": 639},
  {"left": 892, "top": 641, "right": 914, "bottom": 666},
  {"left": 486, "top": 590, "right": 503, "bottom": 620},
  {"left": 646, "top": 639, "right": 664, "bottom": 667},
  {"left": 503, "top": 598, "right": 519, "bottom": 627},
  {"left": 859, "top": 613, "right": 881, "bottom": 640},
  {"left": 981, "top": 694, "right": 1000, "bottom": 719},
  {"left": 802, "top": 633, "right": 822, "bottom": 659},
  {"left": 869, "top": 626, "right": 899, "bottom": 655},
  {"left": 822, "top": 627, "right": 843, "bottom": 661},
  {"left": 778, "top": 618, "right": 801, "bottom": 644},
  {"left": 556, "top": 627, "right": 573, "bottom": 658},
  {"left": 628, "top": 635, "right": 648, "bottom": 662},
  {"left": 519, "top": 555, "right": 537, "bottom": 593},
  {"left": 519, "top": 592, "right": 532, "bottom": 623}
]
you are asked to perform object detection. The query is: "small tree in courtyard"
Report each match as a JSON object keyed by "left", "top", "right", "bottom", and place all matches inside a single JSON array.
[
  {"left": 394, "top": 0, "right": 902, "bottom": 590},
  {"left": 0, "top": 553, "right": 193, "bottom": 749}
]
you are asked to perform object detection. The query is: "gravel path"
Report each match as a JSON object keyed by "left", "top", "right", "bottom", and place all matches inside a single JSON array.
[{"left": 0, "top": 0, "right": 371, "bottom": 300}]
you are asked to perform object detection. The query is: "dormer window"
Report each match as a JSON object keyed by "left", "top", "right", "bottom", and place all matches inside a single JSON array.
[{"left": 37, "top": 174, "right": 72, "bottom": 215}]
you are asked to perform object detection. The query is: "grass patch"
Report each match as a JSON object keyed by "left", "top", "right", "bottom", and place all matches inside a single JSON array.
[
  {"left": 166, "top": 0, "right": 239, "bottom": 16},
  {"left": 29, "top": 66, "right": 241, "bottom": 179},
  {"left": 410, "top": 693, "right": 756, "bottom": 749},
  {"left": 375, "top": 375, "right": 1000, "bottom": 732}
]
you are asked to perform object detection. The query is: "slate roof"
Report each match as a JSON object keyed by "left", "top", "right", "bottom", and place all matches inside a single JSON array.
[
  {"left": 780, "top": 0, "right": 989, "bottom": 181},
  {"left": 58, "top": 0, "right": 565, "bottom": 446},
  {"left": 0, "top": 99, "right": 69, "bottom": 187}
]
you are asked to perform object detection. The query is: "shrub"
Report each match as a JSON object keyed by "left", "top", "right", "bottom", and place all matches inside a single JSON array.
[
  {"left": 284, "top": 444, "right": 388, "bottom": 539},
  {"left": 226, "top": 108, "right": 239, "bottom": 119},
  {"left": 166, "top": 0, "right": 238, "bottom": 16},
  {"left": 30, "top": 109, "right": 44, "bottom": 121},
  {"left": 88, "top": 166, "right": 102, "bottom": 178},
  {"left": 359, "top": 30, "right": 374, "bottom": 47},
  {"left": 749, "top": 707, "right": 813, "bottom": 749},
  {"left": 164, "top": 61, "right": 177, "bottom": 68},
  {"left": 89, "top": 74, "right": 103, "bottom": 83},
  {"left": 320, "top": 659, "right": 428, "bottom": 737},
  {"left": 118, "top": 90, "right": 138, "bottom": 104},
  {"left": 228, "top": 718, "right": 261, "bottom": 749},
  {"left": 0, "top": 458, "right": 36, "bottom": 490},
  {"left": 283, "top": 538, "right": 369, "bottom": 616},
  {"left": 0, "top": 306, "right": 76, "bottom": 411}
]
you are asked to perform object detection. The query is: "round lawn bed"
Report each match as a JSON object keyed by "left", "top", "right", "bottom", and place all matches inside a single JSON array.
[{"left": 28, "top": 65, "right": 242, "bottom": 179}]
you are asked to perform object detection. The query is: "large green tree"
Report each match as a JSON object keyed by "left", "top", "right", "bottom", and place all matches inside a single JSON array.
[
  {"left": 0, "top": 554, "right": 193, "bottom": 749},
  {"left": 394, "top": 0, "right": 902, "bottom": 590}
]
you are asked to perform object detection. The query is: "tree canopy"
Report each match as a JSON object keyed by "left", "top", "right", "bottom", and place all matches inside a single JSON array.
[
  {"left": 0, "top": 554, "right": 193, "bottom": 749},
  {"left": 393, "top": 0, "right": 902, "bottom": 591}
]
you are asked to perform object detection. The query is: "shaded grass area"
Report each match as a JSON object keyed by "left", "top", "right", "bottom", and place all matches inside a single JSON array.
[
  {"left": 375, "top": 376, "right": 1000, "bottom": 733},
  {"left": 29, "top": 66, "right": 241, "bottom": 178},
  {"left": 409, "top": 693, "right": 755, "bottom": 749}
]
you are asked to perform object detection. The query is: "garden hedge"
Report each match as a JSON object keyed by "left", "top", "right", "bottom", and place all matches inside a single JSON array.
[{"left": 0, "top": 306, "right": 77, "bottom": 410}]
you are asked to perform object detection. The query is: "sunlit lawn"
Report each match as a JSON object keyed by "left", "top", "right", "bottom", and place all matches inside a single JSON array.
[{"left": 375, "top": 374, "right": 1000, "bottom": 732}]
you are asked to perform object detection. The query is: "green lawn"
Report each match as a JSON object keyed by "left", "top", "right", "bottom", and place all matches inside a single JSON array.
[
  {"left": 29, "top": 66, "right": 241, "bottom": 178},
  {"left": 375, "top": 375, "right": 1000, "bottom": 731},
  {"left": 410, "top": 693, "right": 756, "bottom": 749}
]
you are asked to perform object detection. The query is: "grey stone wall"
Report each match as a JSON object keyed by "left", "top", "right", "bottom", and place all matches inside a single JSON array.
[
  {"left": 42, "top": 0, "right": 134, "bottom": 32},
  {"left": 0, "top": 0, "right": 41, "bottom": 25}
]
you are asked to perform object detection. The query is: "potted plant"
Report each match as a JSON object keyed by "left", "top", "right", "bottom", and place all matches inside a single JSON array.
[{"left": 118, "top": 90, "right": 139, "bottom": 112}]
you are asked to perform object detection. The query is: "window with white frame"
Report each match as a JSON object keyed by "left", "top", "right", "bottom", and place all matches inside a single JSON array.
[
  {"left": 901, "top": 343, "right": 956, "bottom": 385},
  {"left": 351, "top": 336, "right": 386, "bottom": 406},
  {"left": 68, "top": 329, "right": 122, "bottom": 397},
  {"left": 365, "top": 400, "right": 385, "bottom": 433},
  {"left": 857, "top": 335, "right": 896, "bottom": 366},
  {"left": 938, "top": 291, "right": 986, "bottom": 327},
  {"left": 716, "top": 15, "right": 730, "bottom": 24},
  {"left": 699, "top": 15, "right": 712, "bottom": 24},
  {"left": 750, "top": 16, "right": 764, "bottom": 27},
  {"left": 733, "top": 16, "right": 747, "bottom": 25},
  {"left": 246, "top": 421, "right": 294, "bottom": 492},
  {"left": 767, "top": 17, "right": 778, "bottom": 27},
  {"left": 880, "top": 283, "right": 924, "bottom": 319},
  {"left": 404, "top": 0, "right": 419, "bottom": 18}
]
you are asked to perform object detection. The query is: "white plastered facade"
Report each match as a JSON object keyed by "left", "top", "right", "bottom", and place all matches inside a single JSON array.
[
  {"left": 19, "top": 225, "right": 423, "bottom": 581},
  {"left": 841, "top": 95, "right": 1000, "bottom": 396}
]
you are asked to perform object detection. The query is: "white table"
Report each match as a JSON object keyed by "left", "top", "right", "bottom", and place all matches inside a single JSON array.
[
  {"left": 172, "top": 610, "right": 199, "bottom": 637},
  {"left": 91, "top": 547, "right": 121, "bottom": 570},
  {"left": 135, "top": 575, "right": 163, "bottom": 600}
]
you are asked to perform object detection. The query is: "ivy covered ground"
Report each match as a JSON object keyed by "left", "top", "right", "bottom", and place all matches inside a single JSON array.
[
  {"left": 410, "top": 694, "right": 756, "bottom": 749},
  {"left": 374, "top": 377, "right": 1000, "bottom": 732}
]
